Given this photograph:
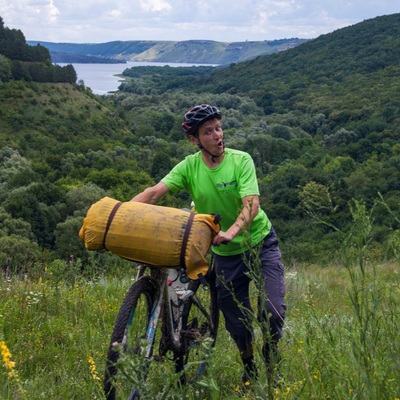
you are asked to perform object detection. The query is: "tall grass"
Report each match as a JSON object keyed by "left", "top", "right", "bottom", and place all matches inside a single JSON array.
[
  {"left": 1, "top": 259, "right": 398, "bottom": 399},
  {"left": 1, "top": 199, "right": 399, "bottom": 399}
]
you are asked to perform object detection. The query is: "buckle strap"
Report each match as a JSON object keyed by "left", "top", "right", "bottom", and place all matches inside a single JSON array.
[
  {"left": 102, "top": 201, "right": 122, "bottom": 250},
  {"left": 180, "top": 212, "right": 195, "bottom": 268}
]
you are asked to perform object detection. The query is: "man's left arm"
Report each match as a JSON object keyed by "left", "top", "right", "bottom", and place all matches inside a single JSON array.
[{"left": 213, "top": 195, "right": 260, "bottom": 246}]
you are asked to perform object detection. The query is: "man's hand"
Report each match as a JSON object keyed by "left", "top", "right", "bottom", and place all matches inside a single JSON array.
[
  {"left": 213, "top": 195, "right": 260, "bottom": 247},
  {"left": 212, "top": 231, "right": 232, "bottom": 246}
]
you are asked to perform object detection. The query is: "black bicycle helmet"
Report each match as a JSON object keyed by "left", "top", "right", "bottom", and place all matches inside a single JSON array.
[{"left": 182, "top": 104, "right": 221, "bottom": 135}]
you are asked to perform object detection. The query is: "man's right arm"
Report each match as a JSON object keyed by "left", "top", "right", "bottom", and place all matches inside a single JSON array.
[{"left": 130, "top": 181, "right": 170, "bottom": 204}]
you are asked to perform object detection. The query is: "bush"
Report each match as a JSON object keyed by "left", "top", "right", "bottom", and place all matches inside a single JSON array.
[{"left": 0, "top": 235, "right": 41, "bottom": 275}]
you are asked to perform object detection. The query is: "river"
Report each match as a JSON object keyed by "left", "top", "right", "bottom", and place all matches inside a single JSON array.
[{"left": 57, "top": 61, "right": 215, "bottom": 95}]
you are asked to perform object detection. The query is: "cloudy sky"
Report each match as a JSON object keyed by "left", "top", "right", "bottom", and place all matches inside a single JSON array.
[{"left": 1, "top": 0, "right": 399, "bottom": 43}]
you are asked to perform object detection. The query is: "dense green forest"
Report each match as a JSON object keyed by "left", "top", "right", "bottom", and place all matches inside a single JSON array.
[{"left": 1, "top": 13, "right": 400, "bottom": 275}]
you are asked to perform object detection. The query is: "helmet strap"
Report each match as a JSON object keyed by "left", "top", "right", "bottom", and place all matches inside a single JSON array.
[{"left": 197, "top": 141, "right": 225, "bottom": 163}]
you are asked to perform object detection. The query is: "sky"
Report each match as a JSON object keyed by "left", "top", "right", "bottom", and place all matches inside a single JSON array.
[{"left": 1, "top": 0, "right": 399, "bottom": 44}]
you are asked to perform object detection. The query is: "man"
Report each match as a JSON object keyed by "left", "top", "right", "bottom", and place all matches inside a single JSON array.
[{"left": 131, "top": 104, "right": 286, "bottom": 386}]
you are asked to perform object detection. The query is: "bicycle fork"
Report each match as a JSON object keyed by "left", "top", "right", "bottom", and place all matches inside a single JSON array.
[{"left": 144, "top": 292, "right": 164, "bottom": 359}]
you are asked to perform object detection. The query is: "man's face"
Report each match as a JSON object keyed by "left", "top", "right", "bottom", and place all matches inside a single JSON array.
[{"left": 196, "top": 118, "right": 224, "bottom": 156}]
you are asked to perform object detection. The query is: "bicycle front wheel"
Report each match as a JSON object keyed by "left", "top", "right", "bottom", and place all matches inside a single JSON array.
[
  {"left": 104, "top": 276, "right": 159, "bottom": 400},
  {"left": 175, "top": 272, "right": 219, "bottom": 383}
]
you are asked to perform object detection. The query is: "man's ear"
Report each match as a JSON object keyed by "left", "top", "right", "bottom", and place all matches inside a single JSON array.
[{"left": 188, "top": 134, "right": 198, "bottom": 145}]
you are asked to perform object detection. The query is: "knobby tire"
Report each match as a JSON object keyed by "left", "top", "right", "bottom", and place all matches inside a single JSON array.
[{"left": 104, "top": 276, "right": 158, "bottom": 400}]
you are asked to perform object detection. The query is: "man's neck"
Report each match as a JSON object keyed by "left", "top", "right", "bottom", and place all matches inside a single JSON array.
[{"left": 201, "top": 150, "right": 225, "bottom": 168}]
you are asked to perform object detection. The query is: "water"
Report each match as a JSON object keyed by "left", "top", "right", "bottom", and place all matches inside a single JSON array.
[{"left": 57, "top": 61, "right": 215, "bottom": 95}]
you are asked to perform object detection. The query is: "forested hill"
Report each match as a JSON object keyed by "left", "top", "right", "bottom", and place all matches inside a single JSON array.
[
  {"left": 1, "top": 13, "right": 400, "bottom": 274},
  {"left": 106, "top": 12, "right": 400, "bottom": 263},
  {"left": 173, "top": 13, "right": 400, "bottom": 114},
  {"left": 27, "top": 38, "right": 307, "bottom": 65}
]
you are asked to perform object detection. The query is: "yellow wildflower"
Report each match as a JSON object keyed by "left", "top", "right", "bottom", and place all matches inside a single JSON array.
[
  {"left": 0, "top": 340, "right": 16, "bottom": 372},
  {"left": 0, "top": 340, "right": 26, "bottom": 397},
  {"left": 88, "top": 356, "right": 101, "bottom": 381}
]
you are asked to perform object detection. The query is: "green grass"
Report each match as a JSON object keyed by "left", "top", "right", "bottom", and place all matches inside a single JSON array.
[{"left": 1, "top": 260, "right": 399, "bottom": 399}]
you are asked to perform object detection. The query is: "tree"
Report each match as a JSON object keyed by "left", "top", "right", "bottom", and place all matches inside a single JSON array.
[
  {"left": 0, "top": 54, "right": 11, "bottom": 81},
  {"left": 0, "top": 234, "right": 41, "bottom": 275},
  {"left": 30, "top": 44, "right": 51, "bottom": 63},
  {"left": 151, "top": 152, "right": 172, "bottom": 181},
  {"left": 85, "top": 168, "right": 123, "bottom": 190},
  {"left": 0, "top": 147, "right": 35, "bottom": 201},
  {"left": 11, "top": 60, "right": 31, "bottom": 80},
  {"left": 3, "top": 182, "right": 66, "bottom": 249},
  {"left": 323, "top": 128, "right": 358, "bottom": 149},
  {"left": 0, "top": 207, "right": 35, "bottom": 240},
  {"left": 54, "top": 64, "right": 77, "bottom": 83},
  {"left": 298, "top": 181, "right": 342, "bottom": 232},
  {"left": 64, "top": 183, "right": 108, "bottom": 217},
  {"left": 55, "top": 216, "right": 88, "bottom": 260}
]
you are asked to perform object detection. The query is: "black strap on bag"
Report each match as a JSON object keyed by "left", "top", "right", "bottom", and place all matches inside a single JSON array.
[
  {"left": 180, "top": 212, "right": 195, "bottom": 269},
  {"left": 102, "top": 201, "right": 122, "bottom": 250}
]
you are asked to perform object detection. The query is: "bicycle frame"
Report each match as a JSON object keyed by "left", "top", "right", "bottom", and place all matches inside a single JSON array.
[
  {"left": 105, "top": 261, "right": 218, "bottom": 400},
  {"left": 135, "top": 265, "right": 195, "bottom": 359}
]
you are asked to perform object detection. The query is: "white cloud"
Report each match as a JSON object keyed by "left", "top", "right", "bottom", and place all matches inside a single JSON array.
[
  {"left": 108, "top": 9, "right": 122, "bottom": 18},
  {"left": 139, "top": 0, "right": 172, "bottom": 13},
  {"left": 0, "top": 0, "right": 399, "bottom": 43},
  {"left": 1, "top": 0, "right": 59, "bottom": 24}
]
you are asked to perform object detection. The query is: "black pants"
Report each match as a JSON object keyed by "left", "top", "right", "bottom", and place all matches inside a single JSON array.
[{"left": 212, "top": 228, "right": 286, "bottom": 352}]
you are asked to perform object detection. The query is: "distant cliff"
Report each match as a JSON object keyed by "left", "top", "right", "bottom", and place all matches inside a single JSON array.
[{"left": 27, "top": 38, "right": 307, "bottom": 65}]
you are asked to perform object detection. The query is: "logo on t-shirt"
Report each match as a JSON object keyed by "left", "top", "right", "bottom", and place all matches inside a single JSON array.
[{"left": 216, "top": 180, "right": 237, "bottom": 193}]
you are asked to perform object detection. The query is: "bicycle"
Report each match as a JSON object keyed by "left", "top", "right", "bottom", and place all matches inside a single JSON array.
[{"left": 104, "top": 262, "right": 219, "bottom": 400}]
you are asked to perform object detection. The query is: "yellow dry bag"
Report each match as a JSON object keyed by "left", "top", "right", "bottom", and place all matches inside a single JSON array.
[{"left": 78, "top": 197, "right": 220, "bottom": 280}]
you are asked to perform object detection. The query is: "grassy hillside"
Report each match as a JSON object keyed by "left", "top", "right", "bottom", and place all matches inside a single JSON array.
[
  {"left": 27, "top": 38, "right": 307, "bottom": 65},
  {"left": 0, "top": 82, "right": 130, "bottom": 157},
  {"left": 50, "top": 51, "right": 124, "bottom": 64},
  {"left": 27, "top": 40, "right": 159, "bottom": 57}
]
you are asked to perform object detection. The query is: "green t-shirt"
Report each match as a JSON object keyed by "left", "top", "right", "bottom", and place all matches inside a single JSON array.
[{"left": 161, "top": 148, "right": 271, "bottom": 255}]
